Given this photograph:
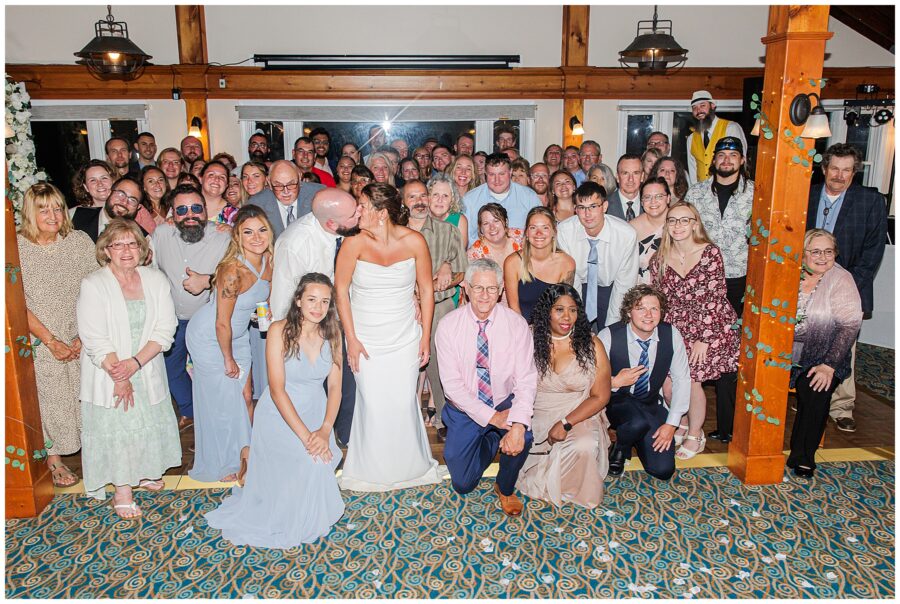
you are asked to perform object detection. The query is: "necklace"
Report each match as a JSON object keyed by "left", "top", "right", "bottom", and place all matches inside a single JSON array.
[{"left": 551, "top": 332, "right": 571, "bottom": 341}]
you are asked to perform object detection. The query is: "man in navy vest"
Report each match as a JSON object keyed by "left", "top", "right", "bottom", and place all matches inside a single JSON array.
[{"left": 598, "top": 284, "right": 691, "bottom": 480}]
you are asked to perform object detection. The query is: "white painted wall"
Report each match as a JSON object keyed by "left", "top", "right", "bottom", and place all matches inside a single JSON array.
[
  {"left": 145, "top": 100, "right": 187, "bottom": 151},
  {"left": 207, "top": 100, "right": 243, "bottom": 160},
  {"left": 5, "top": 5, "right": 179, "bottom": 64},
  {"left": 588, "top": 6, "right": 894, "bottom": 68},
  {"left": 534, "top": 100, "right": 564, "bottom": 162},
  {"left": 582, "top": 100, "right": 620, "bottom": 163},
  {"left": 204, "top": 5, "right": 562, "bottom": 68}
]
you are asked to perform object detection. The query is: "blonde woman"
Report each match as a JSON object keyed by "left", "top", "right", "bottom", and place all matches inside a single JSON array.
[
  {"left": 18, "top": 183, "right": 97, "bottom": 488},
  {"left": 504, "top": 206, "right": 575, "bottom": 323}
]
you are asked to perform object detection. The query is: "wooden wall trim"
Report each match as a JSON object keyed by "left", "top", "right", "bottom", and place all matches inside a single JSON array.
[{"left": 5, "top": 64, "right": 893, "bottom": 102}]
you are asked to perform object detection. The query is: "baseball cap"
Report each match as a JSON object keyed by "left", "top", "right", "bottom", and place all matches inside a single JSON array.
[{"left": 714, "top": 136, "right": 744, "bottom": 155}]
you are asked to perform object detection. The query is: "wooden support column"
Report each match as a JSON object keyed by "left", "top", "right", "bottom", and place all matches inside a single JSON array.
[
  {"left": 175, "top": 5, "right": 210, "bottom": 159},
  {"left": 727, "top": 6, "right": 833, "bottom": 485},
  {"left": 5, "top": 200, "right": 55, "bottom": 519},
  {"left": 561, "top": 5, "right": 589, "bottom": 148}
]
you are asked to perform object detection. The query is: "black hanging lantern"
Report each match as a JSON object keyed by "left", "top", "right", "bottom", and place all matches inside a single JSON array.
[
  {"left": 74, "top": 5, "right": 151, "bottom": 81},
  {"left": 618, "top": 6, "right": 688, "bottom": 75}
]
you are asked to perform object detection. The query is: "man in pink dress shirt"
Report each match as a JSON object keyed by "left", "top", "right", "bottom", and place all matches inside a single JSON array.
[{"left": 435, "top": 258, "right": 537, "bottom": 516}]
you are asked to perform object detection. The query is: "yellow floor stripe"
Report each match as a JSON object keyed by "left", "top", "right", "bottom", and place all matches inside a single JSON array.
[{"left": 52, "top": 447, "right": 893, "bottom": 495}]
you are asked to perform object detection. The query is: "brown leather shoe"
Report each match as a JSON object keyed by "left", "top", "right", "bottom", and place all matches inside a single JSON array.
[
  {"left": 494, "top": 483, "right": 524, "bottom": 516},
  {"left": 436, "top": 427, "right": 447, "bottom": 443}
]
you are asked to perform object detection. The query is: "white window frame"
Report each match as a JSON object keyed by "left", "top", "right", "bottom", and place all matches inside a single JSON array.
[
  {"left": 235, "top": 100, "right": 538, "bottom": 163},
  {"left": 616, "top": 100, "right": 743, "bottom": 158},
  {"left": 29, "top": 100, "right": 149, "bottom": 160}
]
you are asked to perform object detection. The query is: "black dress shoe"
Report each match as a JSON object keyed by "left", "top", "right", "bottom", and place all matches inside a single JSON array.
[
  {"left": 436, "top": 427, "right": 447, "bottom": 443},
  {"left": 792, "top": 466, "right": 814, "bottom": 479},
  {"left": 718, "top": 434, "right": 732, "bottom": 444},
  {"left": 608, "top": 446, "right": 626, "bottom": 476},
  {"left": 709, "top": 430, "right": 732, "bottom": 442}
]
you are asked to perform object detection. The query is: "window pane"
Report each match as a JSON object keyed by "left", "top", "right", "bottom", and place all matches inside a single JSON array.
[
  {"left": 672, "top": 110, "right": 747, "bottom": 176},
  {"left": 31, "top": 121, "right": 90, "bottom": 208},
  {"left": 253, "top": 121, "right": 285, "bottom": 162},
  {"left": 110, "top": 120, "right": 139, "bottom": 147},
  {"left": 626, "top": 115, "right": 654, "bottom": 156},
  {"left": 493, "top": 119, "right": 520, "bottom": 153},
  {"left": 845, "top": 122, "right": 871, "bottom": 186},
  {"left": 303, "top": 121, "right": 476, "bottom": 167}
]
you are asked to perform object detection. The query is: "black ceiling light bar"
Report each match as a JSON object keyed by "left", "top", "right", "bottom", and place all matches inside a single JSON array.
[{"left": 253, "top": 54, "right": 520, "bottom": 71}]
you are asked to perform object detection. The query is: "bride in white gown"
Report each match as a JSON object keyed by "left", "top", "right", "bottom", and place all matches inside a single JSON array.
[{"left": 334, "top": 183, "right": 441, "bottom": 491}]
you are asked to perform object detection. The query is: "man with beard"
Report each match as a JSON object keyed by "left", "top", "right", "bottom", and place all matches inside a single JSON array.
[
  {"left": 150, "top": 185, "right": 231, "bottom": 425},
  {"left": 248, "top": 132, "right": 271, "bottom": 167},
  {"left": 529, "top": 162, "right": 551, "bottom": 206},
  {"left": 310, "top": 127, "right": 336, "bottom": 176},
  {"left": 806, "top": 143, "right": 888, "bottom": 433},
  {"left": 686, "top": 90, "right": 746, "bottom": 184},
  {"left": 250, "top": 159, "right": 326, "bottom": 238},
  {"left": 431, "top": 144, "right": 455, "bottom": 176},
  {"left": 455, "top": 133, "right": 475, "bottom": 157},
  {"left": 105, "top": 137, "right": 137, "bottom": 178},
  {"left": 684, "top": 136, "right": 752, "bottom": 443},
  {"left": 403, "top": 179, "right": 468, "bottom": 441},
  {"left": 73, "top": 176, "right": 149, "bottom": 241},
  {"left": 462, "top": 153, "right": 541, "bottom": 243},
  {"left": 646, "top": 131, "right": 671, "bottom": 157},
  {"left": 495, "top": 125, "right": 517, "bottom": 153},
  {"left": 270, "top": 187, "right": 362, "bottom": 446},
  {"left": 292, "top": 136, "right": 336, "bottom": 187},
  {"left": 180, "top": 135, "right": 204, "bottom": 167}
]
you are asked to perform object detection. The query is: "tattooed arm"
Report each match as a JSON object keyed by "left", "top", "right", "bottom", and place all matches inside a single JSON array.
[{"left": 215, "top": 262, "right": 244, "bottom": 379}]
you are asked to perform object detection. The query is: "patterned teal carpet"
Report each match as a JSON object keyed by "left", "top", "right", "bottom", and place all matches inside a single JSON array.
[
  {"left": 6, "top": 460, "right": 894, "bottom": 598},
  {"left": 856, "top": 343, "right": 894, "bottom": 402}
]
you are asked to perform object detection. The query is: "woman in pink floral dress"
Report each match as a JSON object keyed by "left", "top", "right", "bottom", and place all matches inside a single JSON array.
[{"left": 649, "top": 202, "right": 739, "bottom": 459}]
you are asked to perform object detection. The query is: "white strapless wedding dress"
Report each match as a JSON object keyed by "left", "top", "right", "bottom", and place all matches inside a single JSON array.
[{"left": 338, "top": 258, "right": 441, "bottom": 492}]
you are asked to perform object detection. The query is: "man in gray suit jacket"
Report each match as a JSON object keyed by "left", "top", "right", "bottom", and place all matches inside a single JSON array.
[
  {"left": 248, "top": 159, "right": 325, "bottom": 239},
  {"left": 606, "top": 154, "right": 644, "bottom": 221}
]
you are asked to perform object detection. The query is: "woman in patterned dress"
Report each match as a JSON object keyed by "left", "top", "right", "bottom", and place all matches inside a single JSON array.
[
  {"left": 629, "top": 177, "right": 671, "bottom": 284},
  {"left": 17, "top": 183, "right": 98, "bottom": 487},
  {"left": 648, "top": 202, "right": 739, "bottom": 459}
]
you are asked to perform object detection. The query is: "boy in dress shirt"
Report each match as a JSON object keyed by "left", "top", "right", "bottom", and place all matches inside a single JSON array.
[
  {"left": 598, "top": 284, "right": 691, "bottom": 480},
  {"left": 435, "top": 258, "right": 537, "bottom": 516}
]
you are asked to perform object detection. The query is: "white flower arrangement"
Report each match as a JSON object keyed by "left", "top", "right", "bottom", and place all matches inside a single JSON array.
[{"left": 6, "top": 79, "right": 48, "bottom": 222}]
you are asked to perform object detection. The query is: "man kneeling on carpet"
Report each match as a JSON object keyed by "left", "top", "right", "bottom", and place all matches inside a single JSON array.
[
  {"left": 598, "top": 284, "right": 691, "bottom": 480},
  {"left": 436, "top": 258, "right": 537, "bottom": 516}
]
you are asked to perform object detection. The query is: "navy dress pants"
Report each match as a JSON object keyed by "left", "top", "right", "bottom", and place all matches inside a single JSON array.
[
  {"left": 442, "top": 395, "right": 533, "bottom": 496},
  {"left": 164, "top": 319, "right": 193, "bottom": 418},
  {"left": 605, "top": 395, "right": 675, "bottom": 481},
  {"left": 329, "top": 336, "right": 357, "bottom": 446}
]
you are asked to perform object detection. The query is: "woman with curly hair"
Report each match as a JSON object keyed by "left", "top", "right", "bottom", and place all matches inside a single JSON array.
[
  {"left": 205, "top": 273, "right": 345, "bottom": 547},
  {"left": 517, "top": 283, "right": 612, "bottom": 508},
  {"left": 648, "top": 156, "right": 690, "bottom": 204}
]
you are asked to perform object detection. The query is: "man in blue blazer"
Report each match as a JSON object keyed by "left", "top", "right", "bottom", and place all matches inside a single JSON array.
[
  {"left": 806, "top": 143, "right": 888, "bottom": 433},
  {"left": 248, "top": 160, "right": 325, "bottom": 239}
]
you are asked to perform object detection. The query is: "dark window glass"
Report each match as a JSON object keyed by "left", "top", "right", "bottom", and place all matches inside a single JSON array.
[
  {"left": 31, "top": 121, "right": 90, "bottom": 208},
  {"left": 304, "top": 121, "right": 476, "bottom": 167},
  {"left": 252, "top": 121, "right": 284, "bottom": 162},
  {"left": 845, "top": 122, "right": 871, "bottom": 186},
  {"left": 626, "top": 115, "right": 654, "bottom": 155},
  {"left": 109, "top": 120, "right": 138, "bottom": 146}
]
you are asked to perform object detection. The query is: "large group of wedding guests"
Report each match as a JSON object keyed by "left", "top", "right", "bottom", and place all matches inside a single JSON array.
[{"left": 17, "top": 89, "right": 886, "bottom": 547}]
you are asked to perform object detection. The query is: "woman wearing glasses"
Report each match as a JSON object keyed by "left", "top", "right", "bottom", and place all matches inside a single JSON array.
[
  {"left": 186, "top": 205, "right": 274, "bottom": 484},
  {"left": 629, "top": 177, "right": 672, "bottom": 284},
  {"left": 787, "top": 229, "right": 862, "bottom": 479},
  {"left": 648, "top": 202, "right": 739, "bottom": 459},
  {"left": 517, "top": 284, "right": 611, "bottom": 508},
  {"left": 77, "top": 219, "right": 181, "bottom": 519}
]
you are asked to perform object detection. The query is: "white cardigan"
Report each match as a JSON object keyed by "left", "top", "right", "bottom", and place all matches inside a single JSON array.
[{"left": 77, "top": 265, "right": 177, "bottom": 408}]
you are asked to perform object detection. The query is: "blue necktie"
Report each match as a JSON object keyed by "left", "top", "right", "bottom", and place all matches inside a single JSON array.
[
  {"left": 333, "top": 237, "right": 343, "bottom": 269},
  {"left": 633, "top": 338, "right": 651, "bottom": 397},
  {"left": 585, "top": 239, "right": 599, "bottom": 323}
]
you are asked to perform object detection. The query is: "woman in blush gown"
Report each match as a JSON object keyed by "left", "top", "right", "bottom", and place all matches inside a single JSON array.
[
  {"left": 334, "top": 183, "right": 441, "bottom": 492},
  {"left": 187, "top": 205, "right": 273, "bottom": 483},
  {"left": 205, "top": 273, "right": 345, "bottom": 548}
]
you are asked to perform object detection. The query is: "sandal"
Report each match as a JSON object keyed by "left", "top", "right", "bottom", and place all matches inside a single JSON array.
[
  {"left": 138, "top": 479, "right": 165, "bottom": 492},
  {"left": 673, "top": 423, "right": 689, "bottom": 448},
  {"left": 48, "top": 462, "right": 79, "bottom": 488},
  {"left": 111, "top": 493, "right": 142, "bottom": 519},
  {"left": 424, "top": 406, "right": 436, "bottom": 428},
  {"left": 675, "top": 431, "right": 706, "bottom": 460}
]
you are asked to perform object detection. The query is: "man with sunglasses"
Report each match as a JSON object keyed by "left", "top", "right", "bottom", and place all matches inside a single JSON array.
[
  {"left": 436, "top": 258, "right": 536, "bottom": 517},
  {"left": 248, "top": 159, "right": 325, "bottom": 239},
  {"left": 150, "top": 185, "right": 231, "bottom": 426},
  {"left": 556, "top": 181, "right": 639, "bottom": 334}
]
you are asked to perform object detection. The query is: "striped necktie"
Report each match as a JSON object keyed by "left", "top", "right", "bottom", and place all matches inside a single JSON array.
[
  {"left": 634, "top": 338, "right": 651, "bottom": 397},
  {"left": 476, "top": 320, "right": 493, "bottom": 407}
]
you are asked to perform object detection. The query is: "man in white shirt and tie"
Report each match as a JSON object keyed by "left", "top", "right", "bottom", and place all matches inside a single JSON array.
[
  {"left": 270, "top": 188, "right": 361, "bottom": 445},
  {"left": 556, "top": 181, "right": 639, "bottom": 333},
  {"left": 598, "top": 284, "right": 691, "bottom": 480},
  {"left": 248, "top": 160, "right": 325, "bottom": 239}
]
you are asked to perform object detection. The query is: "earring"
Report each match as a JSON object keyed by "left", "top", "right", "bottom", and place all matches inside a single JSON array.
[{"left": 379, "top": 219, "right": 384, "bottom": 226}]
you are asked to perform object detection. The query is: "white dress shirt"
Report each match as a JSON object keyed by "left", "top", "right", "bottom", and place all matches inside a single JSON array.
[
  {"left": 598, "top": 322, "right": 691, "bottom": 426},
  {"left": 277, "top": 198, "right": 300, "bottom": 231},
  {"left": 556, "top": 214, "right": 639, "bottom": 327},
  {"left": 270, "top": 212, "right": 340, "bottom": 321}
]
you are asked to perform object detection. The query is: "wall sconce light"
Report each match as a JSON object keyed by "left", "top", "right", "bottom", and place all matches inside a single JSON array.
[
  {"left": 789, "top": 92, "right": 831, "bottom": 139},
  {"left": 750, "top": 118, "right": 761, "bottom": 137},
  {"left": 569, "top": 116, "right": 585, "bottom": 136},
  {"left": 188, "top": 117, "right": 203, "bottom": 138}
]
